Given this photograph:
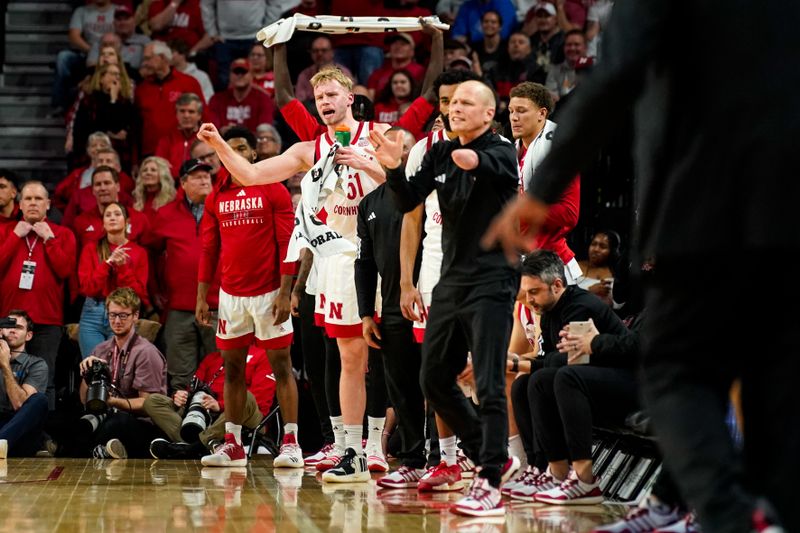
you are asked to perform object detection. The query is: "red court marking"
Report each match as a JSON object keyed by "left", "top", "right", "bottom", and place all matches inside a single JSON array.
[{"left": 0, "top": 465, "right": 64, "bottom": 484}]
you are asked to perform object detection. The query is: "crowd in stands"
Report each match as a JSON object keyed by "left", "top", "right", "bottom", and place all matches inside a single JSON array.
[{"left": 2, "top": 0, "right": 735, "bottom": 530}]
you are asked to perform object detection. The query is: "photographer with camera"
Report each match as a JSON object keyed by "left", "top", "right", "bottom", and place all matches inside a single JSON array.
[
  {"left": 145, "top": 344, "right": 276, "bottom": 460},
  {"left": 0, "top": 310, "right": 49, "bottom": 458},
  {"left": 78, "top": 287, "right": 167, "bottom": 459}
]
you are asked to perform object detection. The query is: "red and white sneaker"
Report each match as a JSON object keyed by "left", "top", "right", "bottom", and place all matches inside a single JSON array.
[
  {"left": 418, "top": 461, "right": 465, "bottom": 492},
  {"left": 201, "top": 433, "right": 247, "bottom": 467},
  {"left": 377, "top": 465, "right": 426, "bottom": 489},
  {"left": 366, "top": 445, "right": 389, "bottom": 473},
  {"left": 457, "top": 452, "right": 476, "bottom": 478},
  {"left": 450, "top": 476, "right": 505, "bottom": 517},
  {"left": 273, "top": 433, "right": 305, "bottom": 468},
  {"left": 534, "top": 472, "right": 604, "bottom": 505},
  {"left": 592, "top": 501, "right": 682, "bottom": 532},
  {"left": 305, "top": 443, "right": 334, "bottom": 467},
  {"left": 508, "top": 467, "right": 564, "bottom": 502},
  {"left": 501, "top": 465, "right": 540, "bottom": 496},
  {"left": 654, "top": 512, "right": 702, "bottom": 533},
  {"left": 315, "top": 445, "right": 344, "bottom": 472},
  {"left": 500, "top": 455, "right": 521, "bottom": 484}
]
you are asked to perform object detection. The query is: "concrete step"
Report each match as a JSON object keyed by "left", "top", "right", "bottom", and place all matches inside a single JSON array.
[
  {"left": 1, "top": 65, "right": 55, "bottom": 88},
  {"left": 6, "top": 2, "right": 72, "bottom": 28},
  {"left": 4, "top": 53, "right": 55, "bottom": 66},
  {"left": 0, "top": 115, "right": 64, "bottom": 127},
  {"left": 0, "top": 95, "right": 54, "bottom": 119},
  {"left": 6, "top": 33, "right": 70, "bottom": 56},
  {"left": 0, "top": 86, "right": 51, "bottom": 96},
  {"left": 0, "top": 126, "right": 66, "bottom": 152}
]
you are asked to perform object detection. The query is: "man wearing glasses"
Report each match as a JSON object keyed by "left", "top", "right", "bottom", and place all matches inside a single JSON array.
[
  {"left": 208, "top": 58, "right": 275, "bottom": 135},
  {"left": 79, "top": 287, "right": 167, "bottom": 459}
]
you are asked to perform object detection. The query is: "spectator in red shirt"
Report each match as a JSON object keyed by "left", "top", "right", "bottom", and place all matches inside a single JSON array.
[
  {"left": 190, "top": 139, "right": 227, "bottom": 184},
  {"left": 0, "top": 172, "right": 20, "bottom": 232},
  {"left": 62, "top": 148, "right": 135, "bottom": 228},
  {"left": 136, "top": 41, "right": 206, "bottom": 156},
  {"left": 141, "top": 158, "right": 216, "bottom": 391},
  {"left": 366, "top": 33, "right": 425, "bottom": 101},
  {"left": 374, "top": 69, "right": 419, "bottom": 124},
  {"left": 73, "top": 167, "right": 150, "bottom": 249},
  {"left": 148, "top": 0, "right": 212, "bottom": 55},
  {"left": 208, "top": 59, "right": 275, "bottom": 134},
  {"left": 0, "top": 181, "right": 77, "bottom": 410},
  {"left": 144, "top": 344, "right": 275, "bottom": 459},
  {"left": 132, "top": 156, "right": 176, "bottom": 223},
  {"left": 78, "top": 202, "right": 150, "bottom": 358},
  {"left": 156, "top": 92, "right": 204, "bottom": 178},
  {"left": 295, "top": 36, "right": 354, "bottom": 104},
  {"left": 55, "top": 131, "right": 112, "bottom": 213},
  {"left": 249, "top": 42, "right": 274, "bottom": 99}
]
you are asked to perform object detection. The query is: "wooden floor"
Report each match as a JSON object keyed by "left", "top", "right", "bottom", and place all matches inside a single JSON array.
[{"left": 0, "top": 458, "right": 628, "bottom": 532}]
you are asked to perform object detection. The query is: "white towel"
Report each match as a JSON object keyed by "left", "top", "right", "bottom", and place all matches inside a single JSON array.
[
  {"left": 285, "top": 142, "right": 357, "bottom": 262},
  {"left": 519, "top": 119, "right": 558, "bottom": 193},
  {"left": 256, "top": 14, "right": 449, "bottom": 48}
]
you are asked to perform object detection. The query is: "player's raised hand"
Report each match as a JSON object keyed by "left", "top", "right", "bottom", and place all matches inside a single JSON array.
[
  {"left": 367, "top": 129, "right": 404, "bottom": 170},
  {"left": 197, "top": 123, "right": 223, "bottom": 148}
]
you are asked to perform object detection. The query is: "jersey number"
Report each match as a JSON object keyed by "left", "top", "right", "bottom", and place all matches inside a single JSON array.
[{"left": 345, "top": 174, "right": 364, "bottom": 200}]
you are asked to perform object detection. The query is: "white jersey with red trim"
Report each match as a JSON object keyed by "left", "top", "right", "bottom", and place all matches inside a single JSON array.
[
  {"left": 315, "top": 121, "right": 379, "bottom": 243},
  {"left": 517, "top": 119, "right": 557, "bottom": 194},
  {"left": 406, "top": 129, "right": 447, "bottom": 289}
]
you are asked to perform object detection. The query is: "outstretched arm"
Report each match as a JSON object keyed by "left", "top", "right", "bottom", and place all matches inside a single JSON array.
[{"left": 197, "top": 122, "right": 311, "bottom": 185}]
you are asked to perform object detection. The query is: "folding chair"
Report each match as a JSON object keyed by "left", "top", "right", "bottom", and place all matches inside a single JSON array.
[{"left": 245, "top": 401, "right": 282, "bottom": 458}]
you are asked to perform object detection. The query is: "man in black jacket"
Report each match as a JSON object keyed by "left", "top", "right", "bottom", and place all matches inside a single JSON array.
[
  {"left": 485, "top": 1, "right": 797, "bottom": 530},
  {"left": 369, "top": 80, "right": 519, "bottom": 517}
]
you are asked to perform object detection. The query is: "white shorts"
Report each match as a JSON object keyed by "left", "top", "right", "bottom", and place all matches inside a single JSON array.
[
  {"left": 217, "top": 288, "right": 293, "bottom": 350},
  {"left": 412, "top": 265, "right": 439, "bottom": 343},
  {"left": 314, "top": 253, "right": 363, "bottom": 338}
]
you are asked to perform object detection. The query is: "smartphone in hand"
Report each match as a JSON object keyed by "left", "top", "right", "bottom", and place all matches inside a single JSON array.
[{"left": 568, "top": 320, "right": 593, "bottom": 365}]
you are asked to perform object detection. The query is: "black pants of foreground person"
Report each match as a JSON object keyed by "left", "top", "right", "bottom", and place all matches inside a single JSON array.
[
  {"left": 299, "top": 292, "right": 333, "bottom": 444},
  {"left": 642, "top": 251, "right": 800, "bottom": 533},
  {"left": 379, "top": 311, "right": 426, "bottom": 469},
  {"left": 530, "top": 365, "right": 639, "bottom": 462},
  {"left": 86, "top": 411, "right": 163, "bottom": 458},
  {"left": 420, "top": 277, "right": 517, "bottom": 486}
]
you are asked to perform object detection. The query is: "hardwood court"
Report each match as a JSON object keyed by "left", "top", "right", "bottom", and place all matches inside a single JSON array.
[{"left": 0, "top": 458, "right": 627, "bottom": 532}]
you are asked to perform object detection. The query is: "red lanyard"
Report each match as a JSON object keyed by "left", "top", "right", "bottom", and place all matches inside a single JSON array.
[{"left": 25, "top": 235, "right": 38, "bottom": 259}]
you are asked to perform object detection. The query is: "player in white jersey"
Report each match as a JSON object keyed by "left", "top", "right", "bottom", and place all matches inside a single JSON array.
[
  {"left": 198, "top": 66, "right": 390, "bottom": 483},
  {"left": 509, "top": 82, "right": 582, "bottom": 284}
]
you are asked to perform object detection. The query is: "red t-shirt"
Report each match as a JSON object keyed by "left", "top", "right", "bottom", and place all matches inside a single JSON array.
[
  {"left": 135, "top": 69, "right": 205, "bottom": 156},
  {"left": 199, "top": 178, "right": 295, "bottom": 297},
  {"left": 73, "top": 207, "right": 150, "bottom": 250},
  {"left": 366, "top": 62, "right": 426, "bottom": 96},
  {"left": 148, "top": 0, "right": 205, "bottom": 48},
  {"left": 208, "top": 86, "right": 276, "bottom": 134},
  {"left": 78, "top": 240, "right": 150, "bottom": 306},
  {"left": 374, "top": 100, "right": 402, "bottom": 124},
  {"left": 253, "top": 73, "right": 275, "bottom": 99},
  {"left": 155, "top": 129, "right": 197, "bottom": 178}
]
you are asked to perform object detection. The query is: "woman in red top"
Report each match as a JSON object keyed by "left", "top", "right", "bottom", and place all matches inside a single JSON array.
[
  {"left": 78, "top": 202, "right": 150, "bottom": 358},
  {"left": 132, "top": 156, "right": 176, "bottom": 224},
  {"left": 373, "top": 70, "right": 419, "bottom": 124}
]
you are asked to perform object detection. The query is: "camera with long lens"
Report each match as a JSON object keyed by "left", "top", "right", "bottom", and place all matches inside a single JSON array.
[
  {"left": 84, "top": 360, "right": 112, "bottom": 413},
  {"left": 0, "top": 317, "right": 16, "bottom": 342},
  {"left": 181, "top": 377, "right": 216, "bottom": 441}
]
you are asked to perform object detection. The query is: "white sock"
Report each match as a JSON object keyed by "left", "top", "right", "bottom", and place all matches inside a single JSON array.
[
  {"left": 331, "top": 416, "right": 345, "bottom": 450},
  {"left": 284, "top": 423, "right": 298, "bottom": 439},
  {"left": 440, "top": 436, "right": 457, "bottom": 466},
  {"left": 344, "top": 424, "right": 364, "bottom": 453},
  {"left": 225, "top": 422, "right": 242, "bottom": 445},
  {"left": 508, "top": 434, "right": 527, "bottom": 470},
  {"left": 366, "top": 416, "right": 385, "bottom": 451}
]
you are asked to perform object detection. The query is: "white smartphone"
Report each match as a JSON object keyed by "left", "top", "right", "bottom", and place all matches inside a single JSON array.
[{"left": 568, "top": 320, "right": 593, "bottom": 365}]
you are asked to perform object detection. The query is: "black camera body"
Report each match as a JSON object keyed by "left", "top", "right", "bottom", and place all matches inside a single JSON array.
[
  {"left": 181, "top": 377, "right": 217, "bottom": 441},
  {"left": 0, "top": 316, "right": 16, "bottom": 329},
  {"left": 84, "top": 360, "right": 112, "bottom": 414}
]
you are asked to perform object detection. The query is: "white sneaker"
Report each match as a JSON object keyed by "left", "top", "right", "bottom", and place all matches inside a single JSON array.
[
  {"left": 451, "top": 476, "right": 505, "bottom": 517},
  {"left": 366, "top": 445, "right": 389, "bottom": 472},
  {"left": 273, "top": 434, "right": 304, "bottom": 468},
  {"left": 592, "top": 500, "right": 682, "bottom": 532},
  {"left": 377, "top": 465, "right": 426, "bottom": 489},
  {"left": 501, "top": 465, "right": 539, "bottom": 495},
  {"left": 508, "top": 467, "right": 564, "bottom": 502},
  {"left": 305, "top": 443, "right": 334, "bottom": 466},
  {"left": 201, "top": 433, "right": 247, "bottom": 467}
]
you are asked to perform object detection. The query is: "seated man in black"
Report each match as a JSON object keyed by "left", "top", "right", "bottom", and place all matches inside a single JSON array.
[
  {"left": 508, "top": 250, "right": 637, "bottom": 503},
  {"left": 0, "top": 310, "right": 49, "bottom": 457}
]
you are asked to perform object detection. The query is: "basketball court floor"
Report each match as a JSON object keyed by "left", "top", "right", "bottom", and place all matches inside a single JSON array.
[{"left": 0, "top": 458, "right": 628, "bottom": 532}]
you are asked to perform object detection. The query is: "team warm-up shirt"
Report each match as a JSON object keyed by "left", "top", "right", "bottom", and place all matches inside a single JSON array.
[
  {"left": 387, "top": 129, "right": 518, "bottom": 286},
  {"left": 314, "top": 121, "right": 381, "bottom": 243},
  {"left": 355, "top": 184, "right": 419, "bottom": 317},
  {"left": 405, "top": 130, "right": 446, "bottom": 287},
  {"left": 199, "top": 178, "right": 295, "bottom": 297}
]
